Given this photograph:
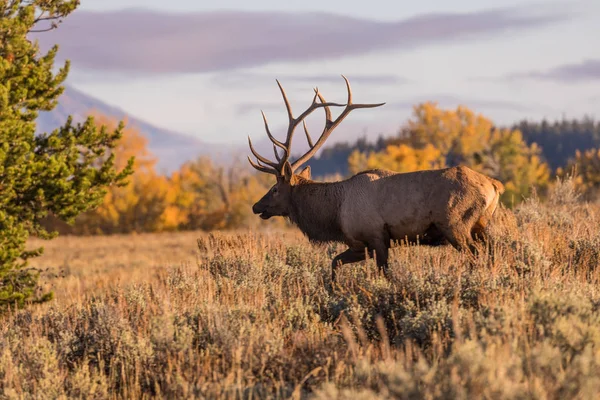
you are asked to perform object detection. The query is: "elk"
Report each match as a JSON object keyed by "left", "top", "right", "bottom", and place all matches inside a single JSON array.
[{"left": 248, "top": 75, "right": 505, "bottom": 282}]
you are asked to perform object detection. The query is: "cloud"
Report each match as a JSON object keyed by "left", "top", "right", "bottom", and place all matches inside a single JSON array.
[
  {"left": 506, "top": 59, "right": 600, "bottom": 83},
  {"left": 210, "top": 73, "right": 409, "bottom": 89},
  {"left": 32, "top": 7, "right": 568, "bottom": 75}
]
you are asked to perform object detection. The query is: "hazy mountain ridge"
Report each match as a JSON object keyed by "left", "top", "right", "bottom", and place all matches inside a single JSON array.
[{"left": 36, "top": 86, "right": 234, "bottom": 173}]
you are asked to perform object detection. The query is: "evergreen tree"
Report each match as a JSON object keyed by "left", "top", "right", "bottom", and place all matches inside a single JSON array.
[
  {"left": 516, "top": 117, "right": 600, "bottom": 170},
  {"left": 0, "top": 1, "right": 133, "bottom": 308}
]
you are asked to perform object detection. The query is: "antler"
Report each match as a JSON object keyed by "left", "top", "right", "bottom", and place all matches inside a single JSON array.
[
  {"left": 291, "top": 76, "right": 385, "bottom": 172},
  {"left": 247, "top": 75, "right": 385, "bottom": 176}
]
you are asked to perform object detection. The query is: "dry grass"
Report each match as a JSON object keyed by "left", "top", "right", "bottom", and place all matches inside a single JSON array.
[{"left": 2, "top": 181, "right": 600, "bottom": 399}]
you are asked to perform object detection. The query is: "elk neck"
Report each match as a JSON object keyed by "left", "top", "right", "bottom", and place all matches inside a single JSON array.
[{"left": 288, "top": 178, "right": 346, "bottom": 243}]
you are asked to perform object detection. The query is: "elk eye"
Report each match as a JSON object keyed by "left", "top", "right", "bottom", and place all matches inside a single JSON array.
[{"left": 272, "top": 187, "right": 278, "bottom": 194}]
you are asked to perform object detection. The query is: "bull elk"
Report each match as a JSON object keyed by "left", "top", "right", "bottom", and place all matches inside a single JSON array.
[{"left": 248, "top": 76, "right": 505, "bottom": 282}]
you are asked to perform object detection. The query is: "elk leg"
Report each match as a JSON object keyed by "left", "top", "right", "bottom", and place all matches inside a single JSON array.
[
  {"left": 471, "top": 219, "right": 488, "bottom": 243},
  {"left": 331, "top": 248, "right": 366, "bottom": 282},
  {"left": 368, "top": 240, "right": 390, "bottom": 278},
  {"left": 437, "top": 224, "right": 477, "bottom": 256}
]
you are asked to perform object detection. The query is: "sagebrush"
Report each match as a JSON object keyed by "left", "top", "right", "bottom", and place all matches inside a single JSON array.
[{"left": 2, "top": 186, "right": 600, "bottom": 398}]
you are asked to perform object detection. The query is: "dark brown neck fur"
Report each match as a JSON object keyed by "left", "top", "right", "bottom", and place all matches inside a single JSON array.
[{"left": 288, "top": 178, "right": 345, "bottom": 243}]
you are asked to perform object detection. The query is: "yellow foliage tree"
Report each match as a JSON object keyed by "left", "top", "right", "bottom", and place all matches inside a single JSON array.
[
  {"left": 171, "top": 157, "right": 281, "bottom": 231},
  {"left": 348, "top": 102, "right": 550, "bottom": 204},
  {"left": 170, "top": 157, "right": 230, "bottom": 230},
  {"left": 73, "top": 114, "right": 176, "bottom": 234},
  {"left": 349, "top": 143, "right": 445, "bottom": 174},
  {"left": 481, "top": 128, "right": 550, "bottom": 204},
  {"left": 227, "top": 166, "right": 288, "bottom": 230},
  {"left": 43, "top": 113, "right": 290, "bottom": 234},
  {"left": 560, "top": 148, "right": 600, "bottom": 200},
  {"left": 403, "top": 102, "right": 495, "bottom": 159}
]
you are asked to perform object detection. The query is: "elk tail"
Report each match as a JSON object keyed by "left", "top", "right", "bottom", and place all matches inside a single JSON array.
[
  {"left": 487, "top": 177, "right": 505, "bottom": 196},
  {"left": 473, "top": 177, "right": 505, "bottom": 239},
  {"left": 486, "top": 177, "right": 503, "bottom": 220}
]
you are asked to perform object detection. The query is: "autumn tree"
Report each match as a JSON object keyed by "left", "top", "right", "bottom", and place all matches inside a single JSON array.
[
  {"left": 0, "top": 1, "right": 132, "bottom": 308},
  {"left": 55, "top": 146, "right": 282, "bottom": 235},
  {"left": 170, "top": 157, "right": 228, "bottom": 231},
  {"left": 560, "top": 148, "right": 600, "bottom": 200},
  {"left": 349, "top": 102, "right": 550, "bottom": 203},
  {"left": 72, "top": 114, "right": 176, "bottom": 234},
  {"left": 349, "top": 143, "right": 445, "bottom": 174},
  {"left": 171, "top": 157, "right": 273, "bottom": 231},
  {"left": 478, "top": 127, "right": 549, "bottom": 204}
]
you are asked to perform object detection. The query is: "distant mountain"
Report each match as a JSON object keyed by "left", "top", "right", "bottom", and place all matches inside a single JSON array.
[{"left": 36, "top": 86, "right": 233, "bottom": 173}]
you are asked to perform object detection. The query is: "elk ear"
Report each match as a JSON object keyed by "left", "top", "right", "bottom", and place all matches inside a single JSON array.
[
  {"left": 283, "top": 161, "right": 293, "bottom": 182},
  {"left": 298, "top": 166, "right": 311, "bottom": 180}
]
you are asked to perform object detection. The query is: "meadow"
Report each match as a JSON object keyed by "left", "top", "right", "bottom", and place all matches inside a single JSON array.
[{"left": 1, "top": 178, "right": 600, "bottom": 399}]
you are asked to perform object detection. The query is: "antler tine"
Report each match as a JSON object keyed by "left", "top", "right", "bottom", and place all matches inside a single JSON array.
[
  {"left": 301, "top": 88, "right": 331, "bottom": 149},
  {"left": 301, "top": 87, "right": 322, "bottom": 148},
  {"left": 311, "top": 87, "right": 320, "bottom": 107},
  {"left": 290, "top": 75, "right": 386, "bottom": 172},
  {"left": 273, "top": 79, "right": 298, "bottom": 169},
  {"left": 261, "top": 111, "right": 286, "bottom": 150},
  {"left": 247, "top": 156, "right": 278, "bottom": 175},
  {"left": 274, "top": 80, "right": 346, "bottom": 169},
  {"left": 342, "top": 74, "right": 353, "bottom": 105},
  {"left": 247, "top": 136, "right": 279, "bottom": 169},
  {"left": 342, "top": 74, "right": 386, "bottom": 110},
  {"left": 276, "top": 79, "right": 294, "bottom": 123},
  {"left": 273, "top": 144, "right": 282, "bottom": 162},
  {"left": 315, "top": 89, "right": 333, "bottom": 127},
  {"left": 302, "top": 120, "right": 314, "bottom": 148},
  {"left": 293, "top": 90, "right": 346, "bottom": 129}
]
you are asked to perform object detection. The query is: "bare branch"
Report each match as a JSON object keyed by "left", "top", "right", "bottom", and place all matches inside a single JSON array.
[{"left": 29, "top": 26, "right": 57, "bottom": 33}]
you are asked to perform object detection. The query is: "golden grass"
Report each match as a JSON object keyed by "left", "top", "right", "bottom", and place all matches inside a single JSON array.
[
  {"left": 2, "top": 181, "right": 600, "bottom": 399},
  {"left": 27, "top": 230, "right": 217, "bottom": 305}
]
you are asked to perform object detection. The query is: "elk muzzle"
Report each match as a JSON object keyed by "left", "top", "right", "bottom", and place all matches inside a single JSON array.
[{"left": 252, "top": 202, "right": 272, "bottom": 220}]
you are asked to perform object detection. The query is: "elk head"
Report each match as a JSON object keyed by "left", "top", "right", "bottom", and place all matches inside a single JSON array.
[
  {"left": 251, "top": 163, "right": 312, "bottom": 219},
  {"left": 248, "top": 75, "right": 385, "bottom": 219}
]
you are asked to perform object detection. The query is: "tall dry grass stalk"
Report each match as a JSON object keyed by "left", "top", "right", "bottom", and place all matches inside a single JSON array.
[{"left": 2, "top": 180, "right": 600, "bottom": 399}]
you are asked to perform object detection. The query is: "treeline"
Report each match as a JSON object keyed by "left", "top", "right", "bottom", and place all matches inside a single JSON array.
[
  {"left": 516, "top": 117, "right": 600, "bottom": 170},
  {"left": 46, "top": 105, "right": 600, "bottom": 236},
  {"left": 345, "top": 102, "right": 550, "bottom": 204},
  {"left": 306, "top": 136, "right": 388, "bottom": 177},
  {"left": 308, "top": 112, "right": 600, "bottom": 178}
]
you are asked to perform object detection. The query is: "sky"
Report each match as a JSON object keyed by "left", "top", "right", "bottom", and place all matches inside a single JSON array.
[{"left": 35, "top": 0, "right": 600, "bottom": 147}]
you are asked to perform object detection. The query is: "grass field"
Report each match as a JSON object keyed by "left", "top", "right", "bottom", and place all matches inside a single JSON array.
[{"left": 2, "top": 181, "right": 600, "bottom": 399}]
